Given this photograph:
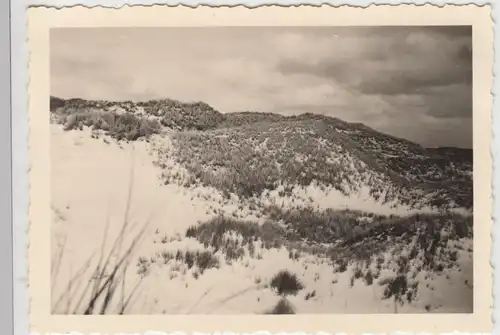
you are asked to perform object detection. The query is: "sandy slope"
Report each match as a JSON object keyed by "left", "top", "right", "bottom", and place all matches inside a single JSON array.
[{"left": 50, "top": 124, "right": 473, "bottom": 314}]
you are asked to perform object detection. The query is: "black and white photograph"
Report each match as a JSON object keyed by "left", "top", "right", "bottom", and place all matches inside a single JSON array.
[{"left": 48, "top": 25, "right": 475, "bottom": 315}]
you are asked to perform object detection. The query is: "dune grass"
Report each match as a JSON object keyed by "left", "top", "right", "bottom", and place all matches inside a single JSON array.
[
  {"left": 51, "top": 96, "right": 473, "bottom": 210},
  {"left": 51, "top": 155, "right": 152, "bottom": 315},
  {"left": 178, "top": 208, "right": 472, "bottom": 304},
  {"left": 50, "top": 96, "right": 474, "bottom": 314}
]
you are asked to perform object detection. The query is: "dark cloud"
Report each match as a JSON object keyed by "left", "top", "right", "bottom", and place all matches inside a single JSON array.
[
  {"left": 422, "top": 84, "right": 472, "bottom": 119},
  {"left": 275, "top": 26, "right": 472, "bottom": 124},
  {"left": 419, "top": 25, "right": 472, "bottom": 38},
  {"left": 277, "top": 26, "right": 472, "bottom": 95}
]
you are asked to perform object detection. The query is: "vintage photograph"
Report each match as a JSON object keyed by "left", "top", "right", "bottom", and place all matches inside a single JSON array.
[{"left": 47, "top": 25, "right": 475, "bottom": 315}]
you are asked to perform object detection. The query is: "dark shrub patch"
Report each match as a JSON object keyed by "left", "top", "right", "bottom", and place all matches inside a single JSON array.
[
  {"left": 270, "top": 270, "right": 304, "bottom": 296},
  {"left": 382, "top": 275, "right": 413, "bottom": 306},
  {"left": 184, "top": 216, "right": 285, "bottom": 261},
  {"left": 195, "top": 250, "right": 219, "bottom": 272},
  {"left": 364, "top": 269, "right": 374, "bottom": 285},
  {"left": 268, "top": 298, "right": 295, "bottom": 314}
]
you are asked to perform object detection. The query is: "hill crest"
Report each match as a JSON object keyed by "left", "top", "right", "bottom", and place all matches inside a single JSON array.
[{"left": 49, "top": 96, "right": 473, "bottom": 211}]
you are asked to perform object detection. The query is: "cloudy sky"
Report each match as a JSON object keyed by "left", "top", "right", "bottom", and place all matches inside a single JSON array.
[{"left": 51, "top": 26, "right": 472, "bottom": 148}]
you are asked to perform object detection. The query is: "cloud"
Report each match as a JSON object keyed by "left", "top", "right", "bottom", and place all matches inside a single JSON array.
[
  {"left": 272, "top": 26, "right": 472, "bottom": 143},
  {"left": 275, "top": 26, "right": 472, "bottom": 95},
  {"left": 50, "top": 26, "right": 472, "bottom": 148}
]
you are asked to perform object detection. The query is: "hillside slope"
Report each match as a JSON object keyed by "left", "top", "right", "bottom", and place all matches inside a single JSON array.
[
  {"left": 50, "top": 96, "right": 473, "bottom": 211},
  {"left": 49, "top": 96, "right": 474, "bottom": 315}
]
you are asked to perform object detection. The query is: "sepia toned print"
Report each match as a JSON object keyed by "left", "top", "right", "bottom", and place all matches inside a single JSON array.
[
  {"left": 49, "top": 25, "right": 474, "bottom": 315},
  {"left": 28, "top": 4, "right": 493, "bottom": 334}
]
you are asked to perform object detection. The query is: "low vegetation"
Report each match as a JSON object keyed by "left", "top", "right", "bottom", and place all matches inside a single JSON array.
[
  {"left": 51, "top": 95, "right": 473, "bottom": 210},
  {"left": 270, "top": 270, "right": 304, "bottom": 296},
  {"left": 268, "top": 297, "right": 296, "bottom": 314},
  {"left": 168, "top": 121, "right": 471, "bottom": 209},
  {"left": 51, "top": 171, "right": 150, "bottom": 315},
  {"left": 175, "top": 208, "right": 472, "bottom": 285},
  {"left": 136, "top": 249, "right": 220, "bottom": 278},
  {"left": 52, "top": 106, "right": 162, "bottom": 141},
  {"left": 51, "top": 95, "right": 474, "bottom": 313}
]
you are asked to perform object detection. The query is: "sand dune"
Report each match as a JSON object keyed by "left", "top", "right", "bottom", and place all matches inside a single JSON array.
[{"left": 50, "top": 124, "right": 473, "bottom": 315}]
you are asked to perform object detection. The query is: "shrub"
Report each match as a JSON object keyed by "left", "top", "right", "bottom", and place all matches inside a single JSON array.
[
  {"left": 334, "top": 258, "right": 349, "bottom": 273},
  {"left": 382, "top": 274, "right": 413, "bottom": 310},
  {"left": 51, "top": 99, "right": 161, "bottom": 142},
  {"left": 184, "top": 251, "right": 195, "bottom": 269},
  {"left": 50, "top": 96, "right": 66, "bottom": 111},
  {"left": 184, "top": 216, "right": 284, "bottom": 260},
  {"left": 364, "top": 269, "right": 374, "bottom": 285},
  {"left": 453, "top": 218, "right": 472, "bottom": 238},
  {"left": 195, "top": 250, "right": 219, "bottom": 273},
  {"left": 270, "top": 270, "right": 304, "bottom": 296},
  {"left": 353, "top": 266, "right": 363, "bottom": 279},
  {"left": 268, "top": 297, "right": 295, "bottom": 314}
]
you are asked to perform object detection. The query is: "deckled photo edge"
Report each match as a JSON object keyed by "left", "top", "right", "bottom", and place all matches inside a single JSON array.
[{"left": 27, "top": 3, "right": 493, "bottom": 334}]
